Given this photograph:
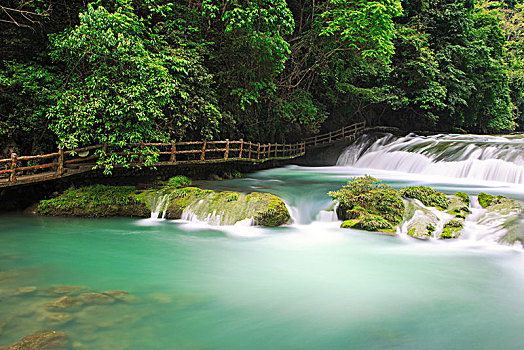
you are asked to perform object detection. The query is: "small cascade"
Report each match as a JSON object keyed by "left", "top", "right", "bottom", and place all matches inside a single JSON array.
[
  {"left": 315, "top": 203, "right": 340, "bottom": 222},
  {"left": 337, "top": 133, "right": 524, "bottom": 184},
  {"left": 146, "top": 192, "right": 171, "bottom": 219},
  {"left": 180, "top": 195, "right": 257, "bottom": 226}
]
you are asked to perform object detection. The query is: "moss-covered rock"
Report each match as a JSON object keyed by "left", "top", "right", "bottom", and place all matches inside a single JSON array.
[
  {"left": 399, "top": 186, "right": 449, "bottom": 209},
  {"left": 330, "top": 176, "right": 404, "bottom": 233},
  {"left": 453, "top": 192, "right": 470, "bottom": 205},
  {"left": 441, "top": 220, "right": 463, "bottom": 239},
  {"left": 34, "top": 183, "right": 290, "bottom": 227},
  {"left": 445, "top": 195, "right": 471, "bottom": 219},
  {"left": 160, "top": 188, "right": 290, "bottom": 226},
  {"left": 341, "top": 214, "right": 395, "bottom": 233},
  {"left": 35, "top": 185, "right": 149, "bottom": 218},
  {"left": 478, "top": 192, "right": 494, "bottom": 208},
  {"left": 403, "top": 200, "right": 439, "bottom": 239}
]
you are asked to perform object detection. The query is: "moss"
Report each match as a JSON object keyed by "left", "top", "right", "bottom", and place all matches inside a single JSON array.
[
  {"left": 478, "top": 193, "right": 494, "bottom": 208},
  {"left": 36, "top": 185, "right": 149, "bottom": 218},
  {"left": 341, "top": 214, "right": 395, "bottom": 232},
  {"left": 399, "top": 186, "right": 449, "bottom": 209},
  {"left": 441, "top": 220, "right": 464, "bottom": 239},
  {"left": 225, "top": 192, "right": 239, "bottom": 202},
  {"left": 453, "top": 192, "right": 470, "bottom": 205}
]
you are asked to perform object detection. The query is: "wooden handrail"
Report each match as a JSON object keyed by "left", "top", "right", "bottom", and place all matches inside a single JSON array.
[{"left": 0, "top": 121, "right": 365, "bottom": 187}]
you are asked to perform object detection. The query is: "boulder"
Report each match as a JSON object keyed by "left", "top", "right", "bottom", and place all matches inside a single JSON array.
[
  {"left": 1, "top": 330, "right": 68, "bottom": 350},
  {"left": 403, "top": 200, "right": 439, "bottom": 239}
]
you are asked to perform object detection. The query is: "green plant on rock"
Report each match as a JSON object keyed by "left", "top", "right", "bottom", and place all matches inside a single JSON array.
[
  {"left": 399, "top": 186, "right": 449, "bottom": 209},
  {"left": 165, "top": 176, "right": 192, "bottom": 189},
  {"left": 329, "top": 175, "right": 404, "bottom": 225}
]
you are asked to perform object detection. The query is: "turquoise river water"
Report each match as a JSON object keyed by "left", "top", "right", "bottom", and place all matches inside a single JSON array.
[{"left": 1, "top": 133, "right": 524, "bottom": 349}]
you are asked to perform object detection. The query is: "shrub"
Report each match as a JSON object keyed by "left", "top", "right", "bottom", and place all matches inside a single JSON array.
[
  {"left": 165, "top": 176, "right": 192, "bottom": 189},
  {"left": 330, "top": 175, "right": 404, "bottom": 224}
]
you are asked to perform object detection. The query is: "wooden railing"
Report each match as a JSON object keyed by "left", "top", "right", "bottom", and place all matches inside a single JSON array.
[
  {"left": 304, "top": 121, "right": 366, "bottom": 147},
  {"left": 0, "top": 140, "right": 306, "bottom": 187},
  {"left": 0, "top": 121, "right": 366, "bottom": 187}
]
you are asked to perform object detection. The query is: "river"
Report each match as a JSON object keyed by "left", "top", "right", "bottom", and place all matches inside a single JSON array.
[{"left": 1, "top": 133, "right": 524, "bottom": 349}]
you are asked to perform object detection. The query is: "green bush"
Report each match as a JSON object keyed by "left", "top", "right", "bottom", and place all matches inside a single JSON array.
[
  {"left": 330, "top": 175, "right": 404, "bottom": 225},
  {"left": 399, "top": 186, "right": 449, "bottom": 209},
  {"left": 165, "top": 176, "right": 192, "bottom": 189}
]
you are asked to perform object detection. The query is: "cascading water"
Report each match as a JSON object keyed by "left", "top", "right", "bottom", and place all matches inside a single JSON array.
[
  {"left": 337, "top": 133, "right": 524, "bottom": 184},
  {"left": 146, "top": 192, "right": 171, "bottom": 219}
]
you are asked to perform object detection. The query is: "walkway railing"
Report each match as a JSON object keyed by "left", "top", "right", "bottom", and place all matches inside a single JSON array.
[
  {"left": 304, "top": 121, "right": 366, "bottom": 147},
  {"left": 0, "top": 121, "right": 365, "bottom": 187}
]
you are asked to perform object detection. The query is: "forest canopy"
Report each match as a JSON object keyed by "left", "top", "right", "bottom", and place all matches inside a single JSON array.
[{"left": 1, "top": 0, "right": 523, "bottom": 164}]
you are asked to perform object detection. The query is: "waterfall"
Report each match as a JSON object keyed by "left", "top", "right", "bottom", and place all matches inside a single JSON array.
[{"left": 337, "top": 133, "right": 524, "bottom": 184}]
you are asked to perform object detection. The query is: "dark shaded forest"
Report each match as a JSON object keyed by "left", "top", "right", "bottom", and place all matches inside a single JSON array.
[{"left": 1, "top": 0, "right": 523, "bottom": 166}]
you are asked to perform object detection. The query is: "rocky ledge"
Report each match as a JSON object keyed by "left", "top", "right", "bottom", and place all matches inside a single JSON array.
[{"left": 32, "top": 176, "right": 290, "bottom": 227}]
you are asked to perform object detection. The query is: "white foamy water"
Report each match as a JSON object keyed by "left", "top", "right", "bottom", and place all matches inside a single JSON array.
[{"left": 337, "top": 133, "right": 524, "bottom": 184}]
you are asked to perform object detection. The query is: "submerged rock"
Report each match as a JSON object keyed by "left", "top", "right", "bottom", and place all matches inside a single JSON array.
[
  {"left": 40, "top": 286, "right": 90, "bottom": 297},
  {"left": 1, "top": 330, "right": 68, "bottom": 350},
  {"left": 15, "top": 286, "right": 37, "bottom": 295},
  {"left": 46, "top": 296, "right": 83, "bottom": 311},
  {"left": 102, "top": 290, "right": 138, "bottom": 303},
  {"left": 43, "top": 313, "right": 74, "bottom": 326},
  {"left": 77, "top": 292, "right": 115, "bottom": 305}
]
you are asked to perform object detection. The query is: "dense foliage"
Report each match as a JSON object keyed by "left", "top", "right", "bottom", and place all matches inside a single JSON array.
[
  {"left": 329, "top": 175, "right": 405, "bottom": 224},
  {"left": 2, "top": 0, "right": 524, "bottom": 168}
]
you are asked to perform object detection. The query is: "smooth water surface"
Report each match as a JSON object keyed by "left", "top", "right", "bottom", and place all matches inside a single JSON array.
[{"left": 2, "top": 133, "right": 524, "bottom": 349}]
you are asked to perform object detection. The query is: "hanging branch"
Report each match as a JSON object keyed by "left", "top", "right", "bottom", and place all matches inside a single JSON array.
[{"left": 0, "top": 3, "right": 50, "bottom": 29}]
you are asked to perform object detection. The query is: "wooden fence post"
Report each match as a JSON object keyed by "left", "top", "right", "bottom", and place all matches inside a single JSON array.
[
  {"left": 314, "top": 136, "right": 318, "bottom": 146},
  {"left": 257, "top": 143, "right": 261, "bottom": 159},
  {"left": 267, "top": 144, "right": 271, "bottom": 159},
  {"left": 225, "top": 139, "right": 230, "bottom": 160},
  {"left": 57, "top": 148, "right": 64, "bottom": 176},
  {"left": 201, "top": 140, "right": 207, "bottom": 162},
  {"left": 239, "top": 139, "right": 244, "bottom": 159},
  {"left": 170, "top": 142, "right": 177, "bottom": 164},
  {"left": 275, "top": 144, "right": 278, "bottom": 157},
  {"left": 9, "top": 152, "right": 17, "bottom": 182},
  {"left": 329, "top": 131, "right": 332, "bottom": 143},
  {"left": 248, "top": 142, "right": 252, "bottom": 159}
]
